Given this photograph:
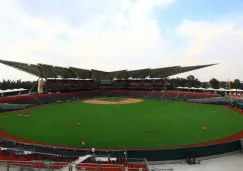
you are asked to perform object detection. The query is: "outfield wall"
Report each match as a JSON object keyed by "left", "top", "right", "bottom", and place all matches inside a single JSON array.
[{"left": 126, "top": 140, "right": 241, "bottom": 161}]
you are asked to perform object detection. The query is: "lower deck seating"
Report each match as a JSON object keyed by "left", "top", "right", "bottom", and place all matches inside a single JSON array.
[
  {"left": 53, "top": 94, "right": 76, "bottom": 102},
  {"left": 78, "top": 156, "right": 147, "bottom": 171},
  {"left": 0, "top": 149, "right": 78, "bottom": 169},
  {"left": 188, "top": 97, "right": 243, "bottom": 109},
  {"left": 111, "top": 91, "right": 150, "bottom": 98},
  {"left": 0, "top": 91, "right": 216, "bottom": 109},
  {"left": 0, "top": 139, "right": 87, "bottom": 157},
  {"left": 0, "top": 103, "right": 34, "bottom": 112},
  {"left": 147, "top": 92, "right": 162, "bottom": 99},
  {"left": 188, "top": 97, "right": 228, "bottom": 103},
  {"left": 161, "top": 94, "right": 177, "bottom": 100},
  {"left": 0, "top": 148, "right": 147, "bottom": 170},
  {"left": 35, "top": 95, "right": 57, "bottom": 103},
  {"left": 0, "top": 96, "right": 42, "bottom": 105}
]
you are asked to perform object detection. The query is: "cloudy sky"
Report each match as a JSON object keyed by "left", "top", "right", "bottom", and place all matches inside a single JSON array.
[{"left": 0, "top": 0, "right": 243, "bottom": 81}]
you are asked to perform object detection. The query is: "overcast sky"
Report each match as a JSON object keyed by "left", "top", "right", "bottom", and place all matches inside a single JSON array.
[{"left": 0, "top": 0, "right": 243, "bottom": 81}]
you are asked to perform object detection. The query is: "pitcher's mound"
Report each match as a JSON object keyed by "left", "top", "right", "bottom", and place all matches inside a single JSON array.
[{"left": 83, "top": 98, "right": 143, "bottom": 104}]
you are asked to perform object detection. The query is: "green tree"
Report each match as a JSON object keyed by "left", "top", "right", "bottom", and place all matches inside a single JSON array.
[
  {"left": 0, "top": 79, "right": 36, "bottom": 91},
  {"left": 185, "top": 75, "right": 201, "bottom": 87},
  {"left": 209, "top": 78, "right": 220, "bottom": 89},
  {"left": 201, "top": 82, "right": 209, "bottom": 88},
  {"left": 220, "top": 81, "right": 227, "bottom": 89},
  {"left": 234, "top": 79, "right": 241, "bottom": 90}
]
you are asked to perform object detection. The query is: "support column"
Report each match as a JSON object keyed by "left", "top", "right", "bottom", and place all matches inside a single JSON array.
[
  {"left": 29, "top": 77, "right": 40, "bottom": 94},
  {"left": 37, "top": 79, "right": 44, "bottom": 94}
]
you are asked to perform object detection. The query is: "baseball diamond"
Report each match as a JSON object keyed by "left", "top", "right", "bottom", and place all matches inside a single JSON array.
[{"left": 0, "top": 96, "right": 243, "bottom": 149}]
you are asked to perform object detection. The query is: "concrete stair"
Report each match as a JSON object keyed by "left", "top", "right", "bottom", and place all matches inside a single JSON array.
[{"left": 61, "top": 155, "right": 91, "bottom": 171}]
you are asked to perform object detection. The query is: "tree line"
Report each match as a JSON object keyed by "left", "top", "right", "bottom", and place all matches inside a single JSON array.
[
  {"left": 0, "top": 79, "right": 36, "bottom": 90},
  {"left": 168, "top": 75, "right": 243, "bottom": 90},
  {"left": 0, "top": 76, "right": 242, "bottom": 90}
]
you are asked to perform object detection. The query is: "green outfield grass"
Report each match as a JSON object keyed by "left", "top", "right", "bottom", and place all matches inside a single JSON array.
[{"left": 0, "top": 99, "right": 243, "bottom": 148}]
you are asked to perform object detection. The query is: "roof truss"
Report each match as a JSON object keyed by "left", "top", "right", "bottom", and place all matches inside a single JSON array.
[
  {"left": 0, "top": 59, "right": 57, "bottom": 78},
  {"left": 0, "top": 59, "right": 218, "bottom": 80},
  {"left": 126, "top": 68, "right": 151, "bottom": 78},
  {"left": 149, "top": 66, "right": 180, "bottom": 78},
  {"left": 53, "top": 66, "right": 77, "bottom": 78},
  {"left": 69, "top": 67, "right": 91, "bottom": 79},
  {"left": 166, "top": 64, "right": 217, "bottom": 77}
]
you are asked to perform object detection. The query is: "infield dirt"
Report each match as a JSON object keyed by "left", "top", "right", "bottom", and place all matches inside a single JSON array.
[{"left": 83, "top": 98, "right": 143, "bottom": 104}]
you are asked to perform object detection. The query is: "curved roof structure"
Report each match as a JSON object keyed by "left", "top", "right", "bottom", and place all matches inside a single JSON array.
[{"left": 0, "top": 59, "right": 217, "bottom": 80}]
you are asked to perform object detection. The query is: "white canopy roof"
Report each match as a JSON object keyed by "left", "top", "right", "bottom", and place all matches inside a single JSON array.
[
  {"left": 205, "top": 88, "right": 215, "bottom": 91},
  {"left": 231, "top": 89, "right": 243, "bottom": 92},
  {"left": 177, "top": 87, "right": 243, "bottom": 92},
  {"left": 0, "top": 88, "right": 28, "bottom": 94},
  {"left": 217, "top": 88, "right": 228, "bottom": 91},
  {"left": 230, "top": 89, "right": 243, "bottom": 92}
]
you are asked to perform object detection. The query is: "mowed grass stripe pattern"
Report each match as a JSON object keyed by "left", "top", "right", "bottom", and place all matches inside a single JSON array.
[{"left": 0, "top": 100, "right": 243, "bottom": 148}]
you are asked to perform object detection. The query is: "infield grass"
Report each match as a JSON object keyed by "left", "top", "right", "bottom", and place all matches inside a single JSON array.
[{"left": 0, "top": 99, "right": 243, "bottom": 148}]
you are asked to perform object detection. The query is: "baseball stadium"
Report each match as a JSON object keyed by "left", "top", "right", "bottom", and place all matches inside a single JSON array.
[{"left": 0, "top": 59, "right": 243, "bottom": 171}]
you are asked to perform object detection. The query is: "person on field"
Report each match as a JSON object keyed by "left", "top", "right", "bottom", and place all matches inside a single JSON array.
[
  {"left": 204, "top": 124, "right": 206, "bottom": 131},
  {"left": 78, "top": 120, "right": 80, "bottom": 125},
  {"left": 91, "top": 147, "right": 96, "bottom": 161},
  {"left": 19, "top": 112, "right": 22, "bottom": 117},
  {"left": 196, "top": 108, "right": 198, "bottom": 112},
  {"left": 24, "top": 113, "right": 30, "bottom": 118},
  {"left": 82, "top": 139, "right": 85, "bottom": 145},
  {"left": 147, "top": 125, "right": 150, "bottom": 132},
  {"left": 92, "top": 147, "right": 95, "bottom": 153},
  {"left": 117, "top": 102, "right": 120, "bottom": 108}
]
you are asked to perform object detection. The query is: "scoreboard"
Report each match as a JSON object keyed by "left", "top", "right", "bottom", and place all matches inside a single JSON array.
[{"left": 100, "top": 80, "right": 112, "bottom": 84}]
